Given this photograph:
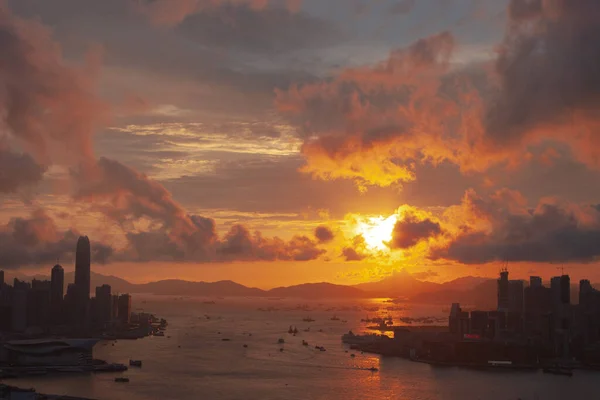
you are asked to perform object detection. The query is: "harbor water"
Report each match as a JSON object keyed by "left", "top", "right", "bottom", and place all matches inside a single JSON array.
[{"left": 4, "top": 296, "right": 597, "bottom": 400}]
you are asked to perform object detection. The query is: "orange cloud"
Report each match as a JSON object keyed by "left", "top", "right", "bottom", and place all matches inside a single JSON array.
[{"left": 277, "top": 0, "right": 600, "bottom": 190}]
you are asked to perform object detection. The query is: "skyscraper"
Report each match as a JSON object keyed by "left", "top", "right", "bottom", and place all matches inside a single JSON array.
[
  {"left": 75, "top": 236, "right": 91, "bottom": 301},
  {"left": 51, "top": 263, "right": 64, "bottom": 305},
  {"left": 95, "top": 285, "right": 112, "bottom": 325},
  {"left": 497, "top": 269, "right": 509, "bottom": 312}
]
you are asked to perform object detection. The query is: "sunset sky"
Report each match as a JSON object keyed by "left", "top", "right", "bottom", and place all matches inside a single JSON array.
[{"left": 2, "top": 0, "right": 600, "bottom": 288}]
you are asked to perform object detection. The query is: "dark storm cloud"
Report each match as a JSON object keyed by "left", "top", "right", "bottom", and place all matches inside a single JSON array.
[
  {"left": 0, "top": 2, "right": 106, "bottom": 165},
  {"left": 314, "top": 225, "right": 334, "bottom": 243},
  {"left": 217, "top": 224, "right": 324, "bottom": 261},
  {"left": 0, "top": 210, "right": 114, "bottom": 268},
  {"left": 486, "top": 0, "right": 600, "bottom": 150},
  {"left": 390, "top": 213, "right": 442, "bottom": 249},
  {"left": 0, "top": 148, "right": 45, "bottom": 193},
  {"left": 176, "top": 3, "right": 344, "bottom": 54},
  {"left": 432, "top": 189, "right": 600, "bottom": 264}
]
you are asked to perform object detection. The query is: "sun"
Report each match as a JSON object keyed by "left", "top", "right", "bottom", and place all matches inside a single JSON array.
[{"left": 354, "top": 214, "right": 398, "bottom": 251}]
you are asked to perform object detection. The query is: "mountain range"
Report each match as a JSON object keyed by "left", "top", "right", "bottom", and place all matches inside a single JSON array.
[{"left": 4, "top": 269, "right": 593, "bottom": 307}]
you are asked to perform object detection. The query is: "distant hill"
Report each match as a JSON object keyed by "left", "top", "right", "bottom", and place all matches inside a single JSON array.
[
  {"left": 411, "top": 279, "right": 498, "bottom": 309},
  {"left": 267, "top": 283, "right": 368, "bottom": 299},
  {"left": 133, "top": 279, "right": 265, "bottom": 297},
  {"left": 353, "top": 269, "right": 440, "bottom": 298},
  {"left": 4, "top": 270, "right": 596, "bottom": 306}
]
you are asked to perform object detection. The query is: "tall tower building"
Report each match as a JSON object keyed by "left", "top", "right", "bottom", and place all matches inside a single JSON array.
[
  {"left": 75, "top": 236, "right": 91, "bottom": 301},
  {"left": 497, "top": 269, "right": 509, "bottom": 312},
  {"left": 51, "top": 263, "right": 64, "bottom": 305}
]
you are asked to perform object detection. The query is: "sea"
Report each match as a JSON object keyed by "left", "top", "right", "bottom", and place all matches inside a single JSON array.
[{"left": 4, "top": 296, "right": 597, "bottom": 400}]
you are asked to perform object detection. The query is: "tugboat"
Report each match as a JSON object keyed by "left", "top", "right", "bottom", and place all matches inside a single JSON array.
[{"left": 543, "top": 365, "right": 573, "bottom": 377}]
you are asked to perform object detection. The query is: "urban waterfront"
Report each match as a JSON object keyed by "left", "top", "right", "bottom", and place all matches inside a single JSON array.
[{"left": 4, "top": 296, "right": 597, "bottom": 400}]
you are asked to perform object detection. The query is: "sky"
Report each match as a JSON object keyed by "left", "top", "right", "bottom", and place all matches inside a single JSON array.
[{"left": 2, "top": 0, "right": 600, "bottom": 288}]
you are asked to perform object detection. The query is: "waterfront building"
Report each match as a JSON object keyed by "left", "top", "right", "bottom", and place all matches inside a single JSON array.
[
  {"left": 508, "top": 280, "right": 524, "bottom": 313},
  {"left": 449, "top": 303, "right": 470, "bottom": 338},
  {"left": 0, "top": 270, "right": 4, "bottom": 286},
  {"left": 28, "top": 280, "right": 51, "bottom": 328},
  {"left": 50, "top": 264, "right": 64, "bottom": 306},
  {"left": 75, "top": 236, "right": 91, "bottom": 302},
  {"left": 94, "top": 285, "right": 112, "bottom": 325},
  {"left": 1, "top": 339, "right": 99, "bottom": 366},
  {"left": 118, "top": 294, "right": 132, "bottom": 324},
  {"left": 11, "top": 288, "right": 27, "bottom": 332},
  {"left": 497, "top": 269, "right": 509, "bottom": 312}
]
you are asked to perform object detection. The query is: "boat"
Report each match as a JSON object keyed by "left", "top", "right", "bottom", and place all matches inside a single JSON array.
[
  {"left": 543, "top": 366, "right": 573, "bottom": 377},
  {"left": 368, "top": 367, "right": 379, "bottom": 372},
  {"left": 330, "top": 315, "right": 340, "bottom": 321},
  {"left": 115, "top": 377, "right": 130, "bottom": 383},
  {"left": 341, "top": 331, "right": 381, "bottom": 345},
  {"left": 350, "top": 354, "right": 356, "bottom": 358},
  {"left": 288, "top": 326, "right": 294, "bottom": 334},
  {"left": 320, "top": 347, "right": 326, "bottom": 352},
  {"left": 302, "top": 340, "right": 309, "bottom": 346},
  {"left": 155, "top": 331, "right": 165, "bottom": 337},
  {"left": 302, "top": 317, "right": 315, "bottom": 322},
  {"left": 278, "top": 338, "right": 285, "bottom": 344},
  {"left": 129, "top": 360, "right": 142, "bottom": 367},
  {"left": 57, "top": 367, "right": 85, "bottom": 373}
]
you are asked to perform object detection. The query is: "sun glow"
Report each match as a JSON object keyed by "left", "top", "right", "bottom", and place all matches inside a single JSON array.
[{"left": 354, "top": 214, "right": 398, "bottom": 251}]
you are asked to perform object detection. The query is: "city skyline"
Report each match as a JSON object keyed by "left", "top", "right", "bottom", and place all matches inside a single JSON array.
[{"left": 2, "top": 1, "right": 600, "bottom": 288}]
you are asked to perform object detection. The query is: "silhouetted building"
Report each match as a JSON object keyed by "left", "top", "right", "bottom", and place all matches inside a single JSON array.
[
  {"left": 530, "top": 276, "right": 542, "bottom": 289},
  {"left": 551, "top": 276, "right": 562, "bottom": 308},
  {"left": 578, "top": 279, "right": 600, "bottom": 346},
  {"left": 508, "top": 280, "right": 524, "bottom": 313},
  {"left": 28, "top": 280, "right": 51, "bottom": 328},
  {"left": 75, "top": 236, "right": 91, "bottom": 301},
  {"left": 449, "top": 303, "right": 470, "bottom": 338},
  {"left": 11, "top": 288, "right": 27, "bottom": 332},
  {"left": 118, "top": 294, "right": 132, "bottom": 324},
  {"left": 51, "top": 264, "right": 64, "bottom": 306},
  {"left": 94, "top": 285, "right": 112, "bottom": 325},
  {"left": 112, "top": 295, "right": 119, "bottom": 321},
  {"left": 497, "top": 270, "right": 509, "bottom": 312},
  {"left": 0, "top": 270, "right": 4, "bottom": 286},
  {"left": 560, "top": 275, "right": 570, "bottom": 305},
  {"left": 470, "top": 311, "right": 489, "bottom": 337}
]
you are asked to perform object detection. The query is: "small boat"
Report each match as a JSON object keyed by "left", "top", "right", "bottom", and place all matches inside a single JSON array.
[
  {"left": 115, "top": 377, "right": 130, "bottom": 383},
  {"left": 302, "top": 317, "right": 315, "bottom": 322},
  {"left": 543, "top": 367, "right": 573, "bottom": 377},
  {"left": 280, "top": 348, "right": 284, "bottom": 352},
  {"left": 368, "top": 367, "right": 379, "bottom": 372},
  {"left": 288, "top": 326, "right": 294, "bottom": 334},
  {"left": 243, "top": 344, "right": 248, "bottom": 348},
  {"left": 350, "top": 354, "right": 355, "bottom": 358},
  {"left": 129, "top": 360, "right": 142, "bottom": 367},
  {"left": 155, "top": 331, "right": 165, "bottom": 337},
  {"left": 278, "top": 338, "right": 285, "bottom": 344},
  {"left": 331, "top": 315, "right": 340, "bottom": 321},
  {"left": 302, "top": 340, "right": 309, "bottom": 346},
  {"left": 320, "top": 347, "right": 326, "bottom": 352}
]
